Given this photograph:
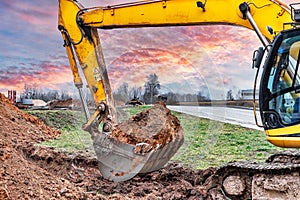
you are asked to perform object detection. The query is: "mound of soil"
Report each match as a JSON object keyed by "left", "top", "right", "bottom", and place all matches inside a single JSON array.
[
  {"left": 110, "top": 102, "right": 183, "bottom": 149},
  {"left": 0, "top": 94, "right": 85, "bottom": 199},
  {"left": 0, "top": 93, "right": 214, "bottom": 199},
  {"left": 47, "top": 98, "right": 83, "bottom": 110},
  {"left": 0, "top": 94, "right": 60, "bottom": 144}
]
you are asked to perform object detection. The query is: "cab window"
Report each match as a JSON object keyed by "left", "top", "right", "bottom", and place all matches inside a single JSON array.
[{"left": 267, "top": 36, "right": 300, "bottom": 125}]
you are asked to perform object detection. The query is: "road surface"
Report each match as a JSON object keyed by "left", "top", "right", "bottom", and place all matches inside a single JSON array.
[{"left": 167, "top": 105, "right": 263, "bottom": 130}]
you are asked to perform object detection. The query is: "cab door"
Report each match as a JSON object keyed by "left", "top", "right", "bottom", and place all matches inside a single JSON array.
[{"left": 260, "top": 28, "right": 300, "bottom": 147}]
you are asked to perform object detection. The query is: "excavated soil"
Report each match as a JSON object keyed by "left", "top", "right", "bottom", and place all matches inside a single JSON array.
[
  {"left": 0, "top": 94, "right": 215, "bottom": 199},
  {"left": 110, "top": 102, "right": 183, "bottom": 150}
]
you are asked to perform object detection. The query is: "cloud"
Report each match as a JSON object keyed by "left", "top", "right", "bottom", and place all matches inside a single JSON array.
[
  {"left": 0, "top": 0, "right": 61, "bottom": 61},
  {"left": 2, "top": 1, "right": 57, "bottom": 31},
  {"left": 106, "top": 47, "right": 225, "bottom": 97},
  {"left": 100, "top": 26, "right": 257, "bottom": 98},
  {"left": 0, "top": 59, "right": 72, "bottom": 92}
]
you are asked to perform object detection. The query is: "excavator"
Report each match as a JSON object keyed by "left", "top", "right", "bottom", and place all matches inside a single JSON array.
[{"left": 58, "top": 0, "right": 300, "bottom": 198}]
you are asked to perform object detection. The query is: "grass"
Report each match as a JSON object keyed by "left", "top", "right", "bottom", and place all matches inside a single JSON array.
[
  {"left": 172, "top": 113, "right": 282, "bottom": 169},
  {"left": 27, "top": 110, "right": 93, "bottom": 154},
  {"left": 26, "top": 110, "right": 85, "bottom": 130},
  {"left": 28, "top": 106, "right": 285, "bottom": 169}
]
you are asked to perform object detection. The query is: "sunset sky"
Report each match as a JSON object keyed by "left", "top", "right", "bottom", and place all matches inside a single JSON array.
[{"left": 0, "top": 0, "right": 297, "bottom": 99}]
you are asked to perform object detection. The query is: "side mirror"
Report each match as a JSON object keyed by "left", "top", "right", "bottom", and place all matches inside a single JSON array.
[{"left": 252, "top": 47, "right": 264, "bottom": 69}]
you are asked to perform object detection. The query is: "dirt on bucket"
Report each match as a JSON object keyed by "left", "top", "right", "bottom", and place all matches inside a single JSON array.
[{"left": 110, "top": 102, "right": 183, "bottom": 151}]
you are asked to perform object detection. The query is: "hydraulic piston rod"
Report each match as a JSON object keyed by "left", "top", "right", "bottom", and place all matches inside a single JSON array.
[{"left": 239, "top": 2, "right": 270, "bottom": 48}]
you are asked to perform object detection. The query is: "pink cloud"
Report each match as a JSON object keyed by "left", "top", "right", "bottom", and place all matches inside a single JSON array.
[
  {"left": 0, "top": 63, "right": 72, "bottom": 92},
  {"left": 107, "top": 48, "right": 203, "bottom": 90}
]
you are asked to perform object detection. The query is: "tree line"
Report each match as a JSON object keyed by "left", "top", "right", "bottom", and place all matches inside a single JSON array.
[
  {"left": 20, "top": 84, "right": 72, "bottom": 102},
  {"left": 113, "top": 73, "right": 211, "bottom": 105},
  {"left": 20, "top": 73, "right": 240, "bottom": 104}
]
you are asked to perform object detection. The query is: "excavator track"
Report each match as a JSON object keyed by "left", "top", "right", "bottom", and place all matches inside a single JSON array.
[
  {"left": 266, "top": 150, "right": 300, "bottom": 164},
  {"left": 205, "top": 151, "right": 300, "bottom": 200}
]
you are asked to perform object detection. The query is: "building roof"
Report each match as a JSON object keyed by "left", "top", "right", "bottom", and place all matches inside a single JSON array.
[{"left": 32, "top": 99, "right": 47, "bottom": 107}]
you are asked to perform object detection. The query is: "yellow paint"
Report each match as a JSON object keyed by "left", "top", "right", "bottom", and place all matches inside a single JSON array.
[
  {"left": 58, "top": 0, "right": 107, "bottom": 104},
  {"left": 79, "top": 0, "right": 292, "bottom": 41},
  {"left": 266, "top": 124, "right": 300, "bottom": 136},
  {"left": 266, "top": 125, "right": 300, "bottom": 147},
  {"left": 58, "top": 0, "right": 293, "bottom": 107},
  {"left": 267, "top": 135, "right": 300, "bottom": 148}
]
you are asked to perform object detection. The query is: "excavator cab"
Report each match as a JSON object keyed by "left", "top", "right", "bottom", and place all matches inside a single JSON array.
[{"left": 259, "top": 27, "right": 300, "bottom": 148}]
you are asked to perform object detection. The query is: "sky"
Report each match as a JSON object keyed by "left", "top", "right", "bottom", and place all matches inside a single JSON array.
[{"left": 0, "top": 0, "right": 297, "bottom": 99}]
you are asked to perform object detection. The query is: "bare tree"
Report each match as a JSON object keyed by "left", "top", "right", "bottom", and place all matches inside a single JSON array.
[
  {"left": 20, "top": 84, "right": 38, "bottom": 100},
  {"left": 226, "top": 89, "right": 234, "bottom": 101},
  {"left": 165, "top": 92, "right": 178, "bottom": 104},
  {"left": 113, "top": 82, "right": 130, "bottom": 104},
  {"left": 143, "top": 73, "right": 160, "bottom": 104},
  {"left": 129, "top": 86, "right": 142, "bottom": 100},
  {"left": 20, "top": 84, "right": 72, "bottom": 102}
]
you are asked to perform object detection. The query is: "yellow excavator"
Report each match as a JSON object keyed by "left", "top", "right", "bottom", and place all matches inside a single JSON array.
[{"left": 58, "top": 0, "right": 300, "bottom": 185}]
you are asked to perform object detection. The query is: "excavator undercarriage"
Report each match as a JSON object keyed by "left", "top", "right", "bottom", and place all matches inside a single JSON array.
[{"left": 202, "top": 151, "right": 300, "bottom": 199}]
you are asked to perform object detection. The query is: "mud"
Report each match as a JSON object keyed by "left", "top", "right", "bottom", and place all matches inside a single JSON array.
[
  {"left": 110, "top": 102, "right": 183, "bottom": 149},
  {"left": 47, "top": 98, "right": 83, "bottom": 109}
]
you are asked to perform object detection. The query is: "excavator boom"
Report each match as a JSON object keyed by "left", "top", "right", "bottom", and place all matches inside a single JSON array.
[
  {"left": 58, "top": 0, "right": 298, "bottom": 182},
  {"left": 78, "top": 0, "right": 290, "bottom": 40}
]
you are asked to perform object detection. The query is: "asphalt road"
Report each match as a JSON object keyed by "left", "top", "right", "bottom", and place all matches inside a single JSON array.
[{"left": 167, "top": 105, "right": 263, "bottom": 130}]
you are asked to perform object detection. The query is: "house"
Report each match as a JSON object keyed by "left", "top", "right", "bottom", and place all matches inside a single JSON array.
[{"left": 241, "top": 89, "right": 259, "bottom": 100}]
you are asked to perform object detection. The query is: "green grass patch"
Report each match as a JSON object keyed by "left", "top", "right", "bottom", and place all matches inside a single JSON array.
[
  {"left": 40, "top": 128, "right": 91, "bottom": 151},
  {"left": 26, "top": 110, "right": 85, "bottom": 130},
  {"left": 27, "top": 110, "right": 94, "bottom": 154},
  {"left": 28, "top": 106, "right": 286, "bottom": 169},
  {"left": 171, "top": 113, "right": 283, "bottom": 169},
  {"left": 123, "top": 105, "right": 151, "bottom": 116}
]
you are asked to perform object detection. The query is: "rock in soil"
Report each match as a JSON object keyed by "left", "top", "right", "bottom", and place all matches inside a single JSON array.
[{"left": 110, "top": 102, "right": 183, "bottom": 150}]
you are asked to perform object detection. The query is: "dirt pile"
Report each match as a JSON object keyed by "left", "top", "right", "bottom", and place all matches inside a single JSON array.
[
  {"left": 3, "top": 93, "right": 299, "bottom": 199},
  {"left": 111, "top": 102, "right": 183, "bottom": 149},
  {"left": 13, "top": 144, "right": 215, "bottom": 199},
  {"left": 47, "top": 98, "right": 84, "bottom": 109},
  {"left": 0, "top": 94, "right": 60, "bottom": 145},
  {"left": 0, "top": 93, "right": 86, "bottom": 199},
  {"left": 0, "top": 141, "right": 85, "bottom": 199}
]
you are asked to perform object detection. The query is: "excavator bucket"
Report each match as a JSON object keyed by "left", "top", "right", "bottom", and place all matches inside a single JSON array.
[
  {"left": 92, "top": 129, "right": 184, "bottom": 182},
  {"left": 91, "top": 103, "right": 184, "bottom": 182}
]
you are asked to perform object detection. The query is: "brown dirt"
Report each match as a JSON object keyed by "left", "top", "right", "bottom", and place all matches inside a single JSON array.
[
  {"left": 252, "top": 173, "right": 300, "bottom": 200},
  {"left": 47, "top": 98, "right": 83, "bottom": 109},
  {"left": 110, "top": 102, "right": 183, "bottom": 149},
  {"left": 0, "top": 94, "right": 215, "bottom": 199}
]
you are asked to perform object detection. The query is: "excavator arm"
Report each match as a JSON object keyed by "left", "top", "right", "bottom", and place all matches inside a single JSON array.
[{"left": 58, "top": 0, "right": 296, "bottom": 182}]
